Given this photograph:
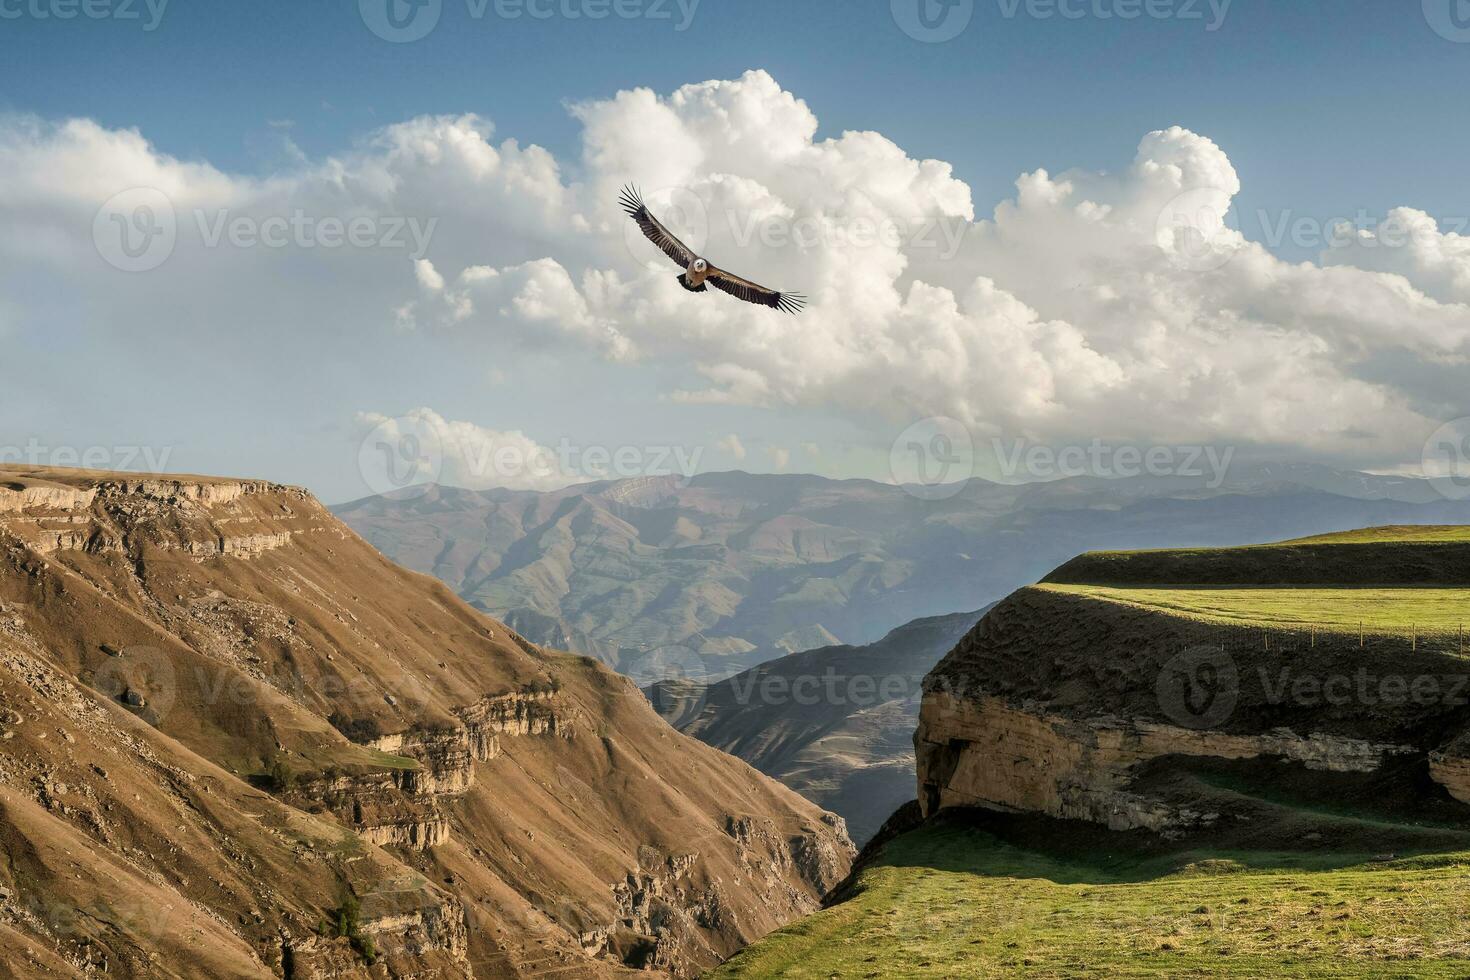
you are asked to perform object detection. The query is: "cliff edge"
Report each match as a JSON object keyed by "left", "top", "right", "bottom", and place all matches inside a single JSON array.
[{"left": 0, "top": 466, "right": 852, "bottom": 978}]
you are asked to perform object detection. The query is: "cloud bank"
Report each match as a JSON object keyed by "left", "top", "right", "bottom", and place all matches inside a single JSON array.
[{"left": 5, "top": 70, "right": 1470, "bottom": 488}]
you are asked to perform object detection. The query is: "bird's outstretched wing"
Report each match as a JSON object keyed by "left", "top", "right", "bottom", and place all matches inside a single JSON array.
[
  {"left": 706, "top": 266, "right": 806, "bottom": 315},
  {"left": 619, "top": 185, "right": 698, "bottom": 269}
]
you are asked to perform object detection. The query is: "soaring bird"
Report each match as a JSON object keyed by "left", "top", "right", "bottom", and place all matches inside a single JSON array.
[{"left": 619, "top": 185, "right": 806, "bottom": 314}]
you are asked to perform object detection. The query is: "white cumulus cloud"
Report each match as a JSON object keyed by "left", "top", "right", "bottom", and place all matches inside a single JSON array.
[{"left": 5, "top": 71, "right": 1470, "bottom": 484}]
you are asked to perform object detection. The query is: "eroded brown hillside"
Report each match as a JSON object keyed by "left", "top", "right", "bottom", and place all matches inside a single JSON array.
[{"left": 0, "top": 466, "right": 852, "bottom": 978}]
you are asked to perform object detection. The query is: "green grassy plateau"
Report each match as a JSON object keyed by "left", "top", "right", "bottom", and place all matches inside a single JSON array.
[
  {"left": 1038, "top": 524, "right": 1470, "bottom": 645},
  {"left": 714, "top": 808, "right": 1470, "bottom": 979},
  {"left": 1043, "top": 526, "right": 1470, "bottom": 588},
  {"left": 1039, "top": 583, "right": 1470, "bottom": 638},
  {"left": 716, "top": 526, "right": 1470, "bottom": 978}
]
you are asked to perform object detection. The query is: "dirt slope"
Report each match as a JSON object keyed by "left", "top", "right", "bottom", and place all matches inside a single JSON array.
[{"left": 0, "top": 466, "right": 852, "bottom": 978}]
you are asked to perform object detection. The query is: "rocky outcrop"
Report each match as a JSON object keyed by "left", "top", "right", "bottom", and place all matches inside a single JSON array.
[
  {"left": 0, "top": 472, "right": 314, "bottom": 558},
  {"left": 601, "top": 851, "right": 713, "bottom": 973},
  {"left": 456, "top": 688, "right": 565, "bottom": 757},
  {"left": 284, "top": 877, "right": 470, "bottom": 979},
  {"left": 303, "top": 691, "right": 571, "bottom": 848},
  {"left": 916, "top": 573, "right": 1470, "bottom": 836},
  {"left": 917, "top": 690, "right": 1415, "bottom": 832},
  {"left": 0, "top": 483, "right": 98, "bottom": 513}
]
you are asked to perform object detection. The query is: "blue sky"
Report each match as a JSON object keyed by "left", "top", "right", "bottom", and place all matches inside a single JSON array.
[
  {"left": 3, "top": 1, "right": 1470, "bottom": 501},
  {"left": 7, "top": 0, "right": 1467, "bottom": 258}
]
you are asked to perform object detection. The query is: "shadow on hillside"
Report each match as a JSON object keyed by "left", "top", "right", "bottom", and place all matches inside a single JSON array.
[{"left": 868, "top": 755, "right": 1470, "bottom": 887}]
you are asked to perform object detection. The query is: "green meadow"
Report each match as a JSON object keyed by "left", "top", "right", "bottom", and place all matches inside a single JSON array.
[{"left": 714, "top": 814, "right": 1470, "bottom": 979}]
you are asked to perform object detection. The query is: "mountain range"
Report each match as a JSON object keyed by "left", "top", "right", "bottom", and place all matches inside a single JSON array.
[{"left": 336, "top": 464, "right": 1470, "bottom": 684}]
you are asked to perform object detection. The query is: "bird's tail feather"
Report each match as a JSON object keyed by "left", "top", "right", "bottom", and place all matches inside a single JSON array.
[{"left": 677, "top": 273, "right": 706, "bottom": 293}]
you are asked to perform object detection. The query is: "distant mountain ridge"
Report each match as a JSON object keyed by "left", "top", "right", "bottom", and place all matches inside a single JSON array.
[
  {"left": 647, "top": 607, "right": 989, "bottom": 845},
  {"left": 335, "top": 465, "right": 1470, "bottom": 683}
]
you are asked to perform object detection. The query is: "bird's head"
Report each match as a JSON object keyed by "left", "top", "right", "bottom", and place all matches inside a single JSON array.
[{"left": 693, "top": 258, "right": 707, "bottom": 272}]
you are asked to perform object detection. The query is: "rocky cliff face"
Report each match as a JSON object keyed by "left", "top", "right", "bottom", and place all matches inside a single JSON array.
[
  {"left": 917, "top": 689, "right": 1414, "bottom": 832},
  {"left": 0, "top": 466, "right": 852, "bottom": 978},
  {"left": 916, "top": 568, "right": 1470, "bottom": 836}
]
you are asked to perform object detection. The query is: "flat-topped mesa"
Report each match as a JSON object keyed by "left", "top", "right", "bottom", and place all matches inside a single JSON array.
[
  {"left": 917, "top": 527, "right": 1470, "bottom": 836},
  {"left": 0, "top": 468, "right": 324, "bottom": 557}
]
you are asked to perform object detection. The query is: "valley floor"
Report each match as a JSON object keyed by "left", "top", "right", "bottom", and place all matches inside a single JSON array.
[{"left": 713, "top": 807, "right": 1470, "bottom": 978}]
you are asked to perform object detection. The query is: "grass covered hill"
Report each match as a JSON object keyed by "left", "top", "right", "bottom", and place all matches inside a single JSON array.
[
  {"left": 1043, "top": 525, "right": 1470, "bottom": 588},
  {"left": 729, "top": 525, "right": 1470, "bottom": 977},
  {"left": 715, "top": 799, "right": 1470, "bottom": 979}
]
